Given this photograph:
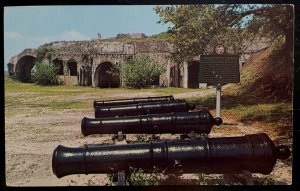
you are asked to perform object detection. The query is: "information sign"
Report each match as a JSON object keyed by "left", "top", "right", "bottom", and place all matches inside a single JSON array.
[{"left": 198, "top": 55, "right": 240, "bottom": 85}]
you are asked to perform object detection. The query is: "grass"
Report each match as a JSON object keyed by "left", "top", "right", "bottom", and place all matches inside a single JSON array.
[
  {"left": 5, "top": 76, "right": 207, "bottom": 110},
  {"left": 234, "top": 102, "right": 291, "bottom": 124}
]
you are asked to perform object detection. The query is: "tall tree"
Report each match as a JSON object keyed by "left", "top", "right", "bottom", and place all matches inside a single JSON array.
[{"left": 155, "top": 4, "right": 293, "bottom": 65}]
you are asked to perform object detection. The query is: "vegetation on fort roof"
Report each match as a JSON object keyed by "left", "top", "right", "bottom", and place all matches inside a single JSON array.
[
  {"left": 149, "top": 31, "right": 173, "bottom": 42},
  {"left": 97, "top": 32, "right": 173, "bottom": 43},
  {"left": 36, "top": 47, "right": 54, "bottom": 62}
]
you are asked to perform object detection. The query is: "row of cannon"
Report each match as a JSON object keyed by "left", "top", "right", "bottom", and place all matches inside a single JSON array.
[{"left": 52, "top": 95, "right": 290, "bottom": 182}]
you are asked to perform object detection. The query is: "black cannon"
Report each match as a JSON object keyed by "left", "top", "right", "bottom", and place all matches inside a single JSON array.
[
  {"left": 93, "top": 95, "right": 174, "bottom": 108},
  {"left": 95, "top": 100, "right": 195, "bottom": 118},
  {"left": 52, "top": 133, "right": 290, "bottom": 178},
  {"left": 82, "top": 110, "right": 222, "bottom": 136}
]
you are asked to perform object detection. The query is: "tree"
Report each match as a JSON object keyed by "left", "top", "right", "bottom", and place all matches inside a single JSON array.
[
  {"left": 112, "top": 55, "right": 166, "bottom": 89},
  {"left": 217, "top": 4, "right": 293, "bottom": 65},
  {"left": 155, "top": 4, "right": 293, "bottom": 65},
  {"left": 32, "top": 62, "right": 59, "bottom": 85},
  {"left": 156, "top": 5, "right": 225, "bottom": 62}
]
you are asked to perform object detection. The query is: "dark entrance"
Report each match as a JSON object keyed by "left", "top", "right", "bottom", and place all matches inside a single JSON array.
[
  {"left": 53, "top": 59, "right": 64, "bottom": 75},
  {"left": 151, "top": 76, "right": 159, "bottom": 86},
  {"left": 67, "top": 61, "right": 77, "bottom": 76},
  {"left": 94, "top": 62, "right": 120, "bottom": 88},
  {"left": 15, "top": 56, "right": 36, "bottom": 82},
  {"left": 188, "top": 61, "right": 200, "bottom": 88}
]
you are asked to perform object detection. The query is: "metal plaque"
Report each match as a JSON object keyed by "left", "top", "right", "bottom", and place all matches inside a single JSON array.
[{"left": 198, "top": 55, "right": 240, "bottom": 85}]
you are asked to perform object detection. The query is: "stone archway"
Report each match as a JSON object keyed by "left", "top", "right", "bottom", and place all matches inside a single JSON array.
[
  {"left": 94, "top": 62, "right": 120, "bottom": 88},
  {"left": 15, "top": 56, "right": 36, "bottom": 82}
]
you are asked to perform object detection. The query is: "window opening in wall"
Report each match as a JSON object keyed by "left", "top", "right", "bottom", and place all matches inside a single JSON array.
[
  {"left": 53, "top": 59, "right": 64, "bottom": 75},
  {"left": 67, "top": 61, "right": 77, "bottom": 76}
]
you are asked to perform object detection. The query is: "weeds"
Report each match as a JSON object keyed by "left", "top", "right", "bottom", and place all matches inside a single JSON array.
[{"left": 128, "top": 167, "right": 162, "bottom": 186}]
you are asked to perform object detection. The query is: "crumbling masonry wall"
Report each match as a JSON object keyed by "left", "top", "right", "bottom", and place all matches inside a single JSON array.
[{"left": 8, "top": 40, "right": 187, "bottom": 88}]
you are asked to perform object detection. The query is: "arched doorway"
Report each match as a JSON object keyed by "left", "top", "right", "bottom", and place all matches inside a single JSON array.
[
  {"left": 15, "top": 56, "right": 36, "bottom": 82},
  {"left": 94, "top": 62, "right": 120, "bottom": 88},
  {"left": 53, "top": 59, "right": 64, "bottom": 75},
  {"left": 67, "top": 60, "right": 77, "bottom": 76}
]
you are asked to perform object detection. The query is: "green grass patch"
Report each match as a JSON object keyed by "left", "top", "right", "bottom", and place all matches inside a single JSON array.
[
  {"left": 47, "top": 101, "right": 90, "bottom": 110},
  {"left": 5, "top": 76, "right": 206, "bottom": 112},
  {"left": 154, "top": 87, "right": 206, "bottom": 96},
  {"left": 233, "top": 102, "right": 292, "bottom": 124},
  {"left": 186, "top": 94, "right": 215, "bottom": 108},
  {"left": 5, "top": 76, "right": 204, "bottom": 97}
]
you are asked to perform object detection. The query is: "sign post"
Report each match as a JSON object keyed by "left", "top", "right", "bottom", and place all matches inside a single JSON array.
[
  {"left": 198, "top": 44, "right": 240, "bottom": 119},
  {"left": 216, "top": 83, "right": 221, "bottom": 118}
]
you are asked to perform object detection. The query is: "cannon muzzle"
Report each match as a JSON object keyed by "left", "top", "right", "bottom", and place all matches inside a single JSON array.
[
  {"left": 82, "top": 110, "right": 221, "bottom": 136},
  {"left": 52, "top": 133, "right": 290, "bottom": 178},
  {"left": 94, "top": 100, "right": 195, "bottom": 118},
  {"left": 93, "top": 95, "right": 175, "bottom": 108}
]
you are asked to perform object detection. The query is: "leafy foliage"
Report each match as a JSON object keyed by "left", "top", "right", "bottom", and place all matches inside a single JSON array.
[
  {"left": 106, "top": 62, "right": 122, "bottom": 79},
  {"left": 155, "top": 5, "right": 293, "bottom": 64},
  {"left": 32, "top": 62, "right": 59, "bottom": 85},
  {"left": 115, "top": 55, "right": 166, "bottom": 89}
]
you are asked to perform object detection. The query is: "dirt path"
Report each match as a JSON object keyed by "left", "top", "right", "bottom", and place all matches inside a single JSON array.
[{"left": 5, "top": 89, "right": 292, "bottom": 186}]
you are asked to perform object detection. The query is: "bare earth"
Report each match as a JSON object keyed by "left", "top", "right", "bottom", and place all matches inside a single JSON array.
[{"left": 5, "top": 89, "right": 292, "bottom": 186}]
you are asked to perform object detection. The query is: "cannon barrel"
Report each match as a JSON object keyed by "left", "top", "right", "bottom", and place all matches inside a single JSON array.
[
  {"left": 52, "top": 133, "right": 290, "bottom": 178},
  {"left": 93, "top": 95, "right": 174, "bottom": 108},
  {"left": 83, "top": 110, "right": 222, "bottom": 136},
  {"left": 95, "top": 100, "right": 195, "bottom": 118}
]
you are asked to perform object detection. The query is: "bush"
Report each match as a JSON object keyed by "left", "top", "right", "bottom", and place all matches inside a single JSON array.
[
  {"left": 122, "top": 55, "right": 166, "bottom": 89},
  {"left": 32, "top": 62, "right": 59, "bottom": 85}
]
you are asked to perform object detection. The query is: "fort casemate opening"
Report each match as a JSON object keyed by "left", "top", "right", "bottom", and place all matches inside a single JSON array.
[
  {"left": 53, "top": 59, "right": 64, "bottom": 75},
  {"left": 67, "top": 60, "right": 77, "bottom": 76},
  {"left": 15, "top": 56, "right": 36, "bottom": 82},
  {"left": 94, "top": 62, "right": 120, "bottom": 88}
]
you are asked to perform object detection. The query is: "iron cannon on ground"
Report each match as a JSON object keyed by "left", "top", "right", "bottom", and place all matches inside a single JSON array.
[
  {"left": 82, "top": 110, "right": 222, "bottom": 136},
  {"left": 93, "top": 95, "right": 175, "bottom": 108},
  {"left": 52, "top": 133, "right": 290, "bottom": 178},
  {"left": 94, "top": 100, "right": 195, "bottom": 118}
]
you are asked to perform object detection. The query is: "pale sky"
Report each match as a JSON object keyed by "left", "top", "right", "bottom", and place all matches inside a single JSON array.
[{"left": 4, "top": 5, "right": 171, "bottom": 71}]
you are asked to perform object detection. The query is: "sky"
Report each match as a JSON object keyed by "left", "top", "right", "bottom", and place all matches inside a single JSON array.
[{"left": 4, "top": 5, "right": 171, "bottom": 71}]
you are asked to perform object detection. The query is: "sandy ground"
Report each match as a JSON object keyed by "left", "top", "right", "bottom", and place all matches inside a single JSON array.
[{"left": 5, "top": 89, "right": 292, "bottom": 186}]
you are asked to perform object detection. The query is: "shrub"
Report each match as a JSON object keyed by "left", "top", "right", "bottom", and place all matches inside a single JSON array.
[
  {"left": 122, "top": 55, "right": 166, "bottom": 89},
  {"left": 32, "top": 62, "right": 59, "bottom": 85}
]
